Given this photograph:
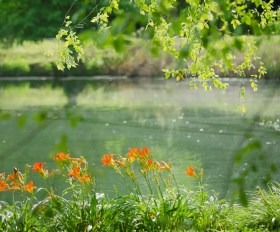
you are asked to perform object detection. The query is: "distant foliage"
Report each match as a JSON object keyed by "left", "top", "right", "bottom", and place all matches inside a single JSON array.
[{"left": 0, "top": 0, "right": 74, "bottom": 44}]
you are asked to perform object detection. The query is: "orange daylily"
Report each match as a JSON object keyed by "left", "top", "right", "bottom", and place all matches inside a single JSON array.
[
  {"left": 139, "top": 146, "right": 152, "bottom": 158},
  {"left": 79, "top": 174, "right": 91, "bottom": 183},
  {"left": 147, "top": 158, "right": 158, "bottom": 170},
  {"left": 0, "top": 180, "right": 8, "bottom": 191},
  {"left": 127, "top": 147, "right": 152, "bottom": 161},
  {"left": 101, "top": 154, "right": 115, "bottom": 166},
  {"left": 127, "top": 148, "right": 140, "bottom": 162},
  {"left": 68, "top": 165, "right": 91, "bottom": 183},
  {"left": 22, "top": 181, "right": 37, "bottom": 193},
  {"left": 6, "top": 168, "right": 23, "bottom": 187},
  {"left": 32, "top": 162, "right": 46, "bottom": 174},
  {"left": 184, "top": 166, "right": 197, "bottom": 177},
  {"left": 68, "top": 165, "right": 81, "bottom": 178},
  {"left": 54, "top": 152, "right": 70, "bottom": 161}
]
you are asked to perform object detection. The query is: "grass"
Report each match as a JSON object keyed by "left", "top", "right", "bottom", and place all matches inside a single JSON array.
[
  {"left": 0, "top": 36, "right": 280, "bottom": 79},
  {"left": 0, "top": 148, "right": 280, "bottom": 231}
]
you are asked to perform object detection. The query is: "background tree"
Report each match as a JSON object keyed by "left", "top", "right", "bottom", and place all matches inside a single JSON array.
[{"left": 0, "top": 0, "right": 146, "bottom": 44}]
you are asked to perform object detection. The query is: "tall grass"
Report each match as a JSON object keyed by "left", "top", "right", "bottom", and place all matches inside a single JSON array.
[{"left": 0, "top": 147, "right": 280, "bottom": 231}]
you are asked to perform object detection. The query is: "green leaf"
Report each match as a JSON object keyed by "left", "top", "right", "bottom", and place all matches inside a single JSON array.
[
  {"left": 243, "top": 15, "right": 252, "bottom": 25},
  {"left": 234, "top": 140, "right": 262, "bottom": 164},
  {"left": 179, "top": 44, "right": 191, "bottom": 59},
  {"left": 231, "top": 19, "right": 241, "bottom": 29},
  {"left": 113, "top": 36, "right": 125, "bottom": 52},
  {"left": 162, "top": 69, "right": 171, "bottom": 79},
  {"left": 234, "top": 38, "right": 243, "bottom": 51}
]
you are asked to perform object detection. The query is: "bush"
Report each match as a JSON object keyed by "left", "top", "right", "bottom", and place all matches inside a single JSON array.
[{"left": 0, "top": 59, "right": 30, "bottom": 76}]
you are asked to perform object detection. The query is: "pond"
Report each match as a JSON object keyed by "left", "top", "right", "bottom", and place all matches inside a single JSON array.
[{"left": 0, "top": 77, "right": 279, "bottom": 199}]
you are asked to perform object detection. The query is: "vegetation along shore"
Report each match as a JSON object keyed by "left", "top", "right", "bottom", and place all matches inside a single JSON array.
[{"left": 0, "top": 36, "right": 279, "bottom": 79}]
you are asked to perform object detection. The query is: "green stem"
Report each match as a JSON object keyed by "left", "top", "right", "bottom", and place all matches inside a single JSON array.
[
  {"left": 157, "top": 172, "right": 166, "bottom": 199},
  {"left": 143, "top": 173, "right": 159, "bottom": 207},
  {"left": 144, "top": 173, "right": 154, "bottom": 196},
  {"left": 171, "top": 171, "right": 180, "bottom": 195}
]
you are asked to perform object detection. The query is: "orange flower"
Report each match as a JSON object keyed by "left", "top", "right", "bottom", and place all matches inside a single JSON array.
[
  {"left": 127, "top": 147, "right": 152, "bottom": 161},
  {"left": 127, "top": 148, "right": 140, "bottom": 162},
  {"left": 147, "top": 158, "right": 153, "bottom": 166},
  {"left": 68, "top": 165, "right": 81, "bottom": 178},
  {"left": 22, "top": 181, "right": 37, "bottom": 193},
  {"left": 0, "top": 180, "right": 8, "bottom": 191},
  {"left": 79, "top": 174, "right": 91, "bottom": 183},
  {"left": 139, "top": 146, "right": 152, "bottom": 158},
  {"left": 32, "top": 162, "right": 46, "bottom": 174},
  {"left": 7, "top": 168, "right": 23, "bottom": 187},
  {"left": 101, "top": 154, "right": 115, "bottom": 166},
  {"left": 54, "top": 152, "right": 70, "bottom": 161},
  {"left": 184, "top": 166, "right": 197, "bottom": 177}
]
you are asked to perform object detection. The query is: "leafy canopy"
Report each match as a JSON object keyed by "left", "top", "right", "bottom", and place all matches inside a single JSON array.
[{"left": 53, "top": 0, "right": 279, "bottom": 104}]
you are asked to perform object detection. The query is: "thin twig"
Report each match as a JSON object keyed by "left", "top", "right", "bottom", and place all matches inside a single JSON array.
[{"left": 61, "top": 0, "right": 78, "bottom": 28}]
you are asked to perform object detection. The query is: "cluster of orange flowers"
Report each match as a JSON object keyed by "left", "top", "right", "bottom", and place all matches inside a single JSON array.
[
  {"left": 31, "top": 153, "right": 92, "bottom": 184},
  {"left": 0, "top": 148, "right": 202, "bottom": 195},
  {"left": 0, "top": 152, "right": 93, "bottom": 194},
  {"left": 52, "top": 152, "right": 92, "bottom": 183},
  {"left": 101, "top": 147, "right": 172, "bottom": 174},
  {"left": 101, "top": 147, "right": 203, "bottom": 178},
  {"left": 0, "top": 168, "right": 36, "bottom": 193}
]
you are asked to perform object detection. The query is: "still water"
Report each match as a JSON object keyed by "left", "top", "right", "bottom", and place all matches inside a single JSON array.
[{"left": 0, "top": 77, "right": 279, "bottom": 198}]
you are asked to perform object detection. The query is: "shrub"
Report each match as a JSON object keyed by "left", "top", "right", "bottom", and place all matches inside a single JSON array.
[{"left": 0, "top": 59, "right": 30, "bottom": 76}]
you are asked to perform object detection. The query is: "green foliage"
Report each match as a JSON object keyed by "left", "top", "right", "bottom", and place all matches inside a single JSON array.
[
  {"left": 0, "top": 60, "right": 30, "bottom": 76},
  {"left": 0, "top": 198, "right": 43, "bottom": 232},
  {"left": 231, "top": 183, "right": 280, "bottom": 231},
  {"left": 0, "top": 0, "right": 76, "bottom": 44},
  {"left": 232, "top": 137, "right": 278, "bottom": 206},
  {"left": 49, "top": 16, "right": 85, "bottom": 72},
  {"left": 52, "top": 1, "right": 279, "bottom": 95},
  {"left": 1, "top": 37, "right": 280, "bottom": 79}
]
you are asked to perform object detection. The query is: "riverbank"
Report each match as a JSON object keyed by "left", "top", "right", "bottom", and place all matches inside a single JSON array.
[{"left": 0, "top": 36, "right": 279, "bottom": 79}]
